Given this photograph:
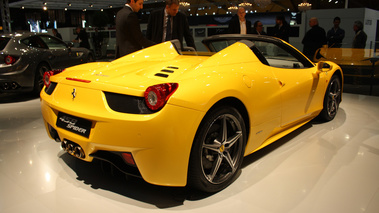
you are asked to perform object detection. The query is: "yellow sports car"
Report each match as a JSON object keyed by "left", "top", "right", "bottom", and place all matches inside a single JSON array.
[
  {"left": 313, "top": 46, "right": 379, "bottom": 83},
  {"left": 40, "top": 35, "right": 343, "bottom": 192}
]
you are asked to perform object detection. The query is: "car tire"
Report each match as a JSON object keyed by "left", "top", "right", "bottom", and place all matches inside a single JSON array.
[
  {"left": 319, "top": 75, "right": 342, "bottom": 121},
  {"left": 188, "top": 106, "right": 246, "bottom": 193},
  {"left": 32, "top": 63, "right": 50, "bottom": 96}
]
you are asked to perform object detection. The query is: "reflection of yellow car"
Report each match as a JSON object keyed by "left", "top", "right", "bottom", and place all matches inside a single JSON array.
[
  {"left": 40, "top": 35, "right": 343, "bottom": 192},
  {"left": 314, "top": 46, "right": 379, "bottom": 80}
]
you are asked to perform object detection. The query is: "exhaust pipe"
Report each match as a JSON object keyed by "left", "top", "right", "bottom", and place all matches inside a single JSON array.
[
  {"left": 11, "top": 82, "right": 19, "bottom": 90},
  {"left": 67, "top": 144, "right": 74, "bottom": 154},
  {"left": 74, "top": 146, "right": 85, "bottom": 158},
  {"left": 61, "top": 140, "right": 68, "bottom": 150},
  {"left": 3, "top": 82, "right": 10, "bottom": 90},
  {"left": 61, "top": 140, "right": 85, "bottom": 159}
]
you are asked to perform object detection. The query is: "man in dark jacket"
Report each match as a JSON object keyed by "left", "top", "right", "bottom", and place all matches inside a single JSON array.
[
  {"left": 352, "top": 20, "right": 367, "bottom": 49},
  {"left": 227, "top": 7, "right": 252, "bottom": 34},
  {"left": 272, "top": 15, "right": 290, "bottom": 42},
  {"left": 302, "top": 17, "right": 326, "bottom": 60},
  {"left": 327, "top": 17, "right": 345, "bottom": 48},
  {"left": 115, "top": 0, "right": 155, "bottom": 58},
  {"left": 73, "top": 26, "right": 90, "bottom": 49},
  {"left": 146, "top": 0, "right": 196, "bottom": 50}
]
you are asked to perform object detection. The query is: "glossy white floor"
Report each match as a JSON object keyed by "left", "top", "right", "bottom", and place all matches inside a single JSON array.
[{"left": 0, "top": 93, "right": 379, "bottom": 213}]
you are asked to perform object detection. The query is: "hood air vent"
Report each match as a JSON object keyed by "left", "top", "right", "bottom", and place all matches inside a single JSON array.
[{"left": 154, "top": 66, "right": 179, "bottom": 78}]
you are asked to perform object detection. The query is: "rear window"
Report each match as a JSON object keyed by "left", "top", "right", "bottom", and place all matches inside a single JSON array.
[{"left": 0, "top": 37, "right": 10, "bottom": 50}]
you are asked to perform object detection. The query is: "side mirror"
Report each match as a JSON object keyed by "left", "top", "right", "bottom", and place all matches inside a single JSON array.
[
  {"left": 67, "top": 42, "right": 74, "bottom": 48},
  {"left": 317, "top": 61, "right": 333, "bottom": 72}
]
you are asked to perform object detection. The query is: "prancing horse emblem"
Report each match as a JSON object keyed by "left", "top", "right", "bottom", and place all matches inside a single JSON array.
[{"left": 71, "top": 88, "right": 76, "bottom": 100}]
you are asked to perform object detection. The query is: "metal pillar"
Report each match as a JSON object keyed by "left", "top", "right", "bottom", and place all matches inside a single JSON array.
[{"left": 1, "top": 0, "right": 12, "bottom": 33}]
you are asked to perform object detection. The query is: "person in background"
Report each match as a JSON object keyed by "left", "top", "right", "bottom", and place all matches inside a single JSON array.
[
  {"left": 302, "top": 17, "right": 326, "bottom": 60},
  {"left": 72, "top": 26, "right": 90, "bottom": 49},
  {"left": 115, "top": 0, "right": 154, "bottom": 58},
  {"left": 93, "top": 28, "right": 103, "bottom": 57},
  {"left": 252, "top": 21, "right": 266, "bottom": 35},
  {"left": 52, "top": 28, "right": 62, "bottom": 40},
  {"left": 227, "top": 7, "right": 252, "bottom": 34},
  {"left": 146, "top": 0, "right": 196, "bottom": 50},
  {"left": 327, "top": 17, "right": 345, "bottom": 48},
  {"left": 272, "top": 15, "right": 290, "bottom": 42},
  {"left": 352, "top": 20, "right": 367, "bottom": 49}
]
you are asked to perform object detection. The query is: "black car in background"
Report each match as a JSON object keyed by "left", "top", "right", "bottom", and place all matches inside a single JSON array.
[{"left": 0, "top": 32, "right": 94, "bottom": 95}]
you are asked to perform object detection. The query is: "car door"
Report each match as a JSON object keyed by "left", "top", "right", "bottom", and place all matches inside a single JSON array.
[
  {"left": 39, "top": 35, "right": 75, "bottom": 68},
  {"left": 254, "top": 41, "right": 325, "bottom": 127}
]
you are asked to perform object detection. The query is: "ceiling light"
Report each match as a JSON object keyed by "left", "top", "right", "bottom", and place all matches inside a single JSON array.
[
  {"left": 239, "top": 2, "right": 252, "bottom": 10},
  {"left": 228, "top": 6, "right": 238, "bottom": 13},
  {"left": 298, "top": 1, "right": 312, "bottom": 11},
  {"left": 179, "top": 1, "right": 190, "bottom": 9}
]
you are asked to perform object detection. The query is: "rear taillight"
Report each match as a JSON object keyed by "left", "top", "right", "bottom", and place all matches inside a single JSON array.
[
  {"left": 144, "top": 83, "right": 178, "bottom": 111},
  {"left": 43, "top": 69, "right": 64, "bottom": 88},
  {"left": 4, "top": 55, "right": 17, "bottom": 65}
]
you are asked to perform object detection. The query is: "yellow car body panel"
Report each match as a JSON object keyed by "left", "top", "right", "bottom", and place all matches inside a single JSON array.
[
  {"left": 40, "top": 37, "right": 343, "bottom": 188},
  {"left": 41, "top": 94, "right": 203, "bottom": 186}
]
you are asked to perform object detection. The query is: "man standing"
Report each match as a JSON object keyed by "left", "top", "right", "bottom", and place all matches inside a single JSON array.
[
  {"left": 146, "top": 0, "right": 196, "bottom": 50},
  {"left": 302, "top": 17, "right": 326, "bottom": 60},
  {"left": 116, "top": 0, "right": 155, "bottom": 58},
  {"left": 272, "top": 15, "right": 290, "bottom": 42},
  {"left": 327, "top": 17, "right": 345, "bottom": 48},
  {"left": 352, "top": 20, "right": 367, "bottom": 49},
  {"left": 93, "top": 28, "right": 103, "bottom": 57},
  {"left": 73, "top": 26, "right": 90, "bottom": 49},
  {"left": 227, "top": 7, "right": 252, "bottom": 34}
]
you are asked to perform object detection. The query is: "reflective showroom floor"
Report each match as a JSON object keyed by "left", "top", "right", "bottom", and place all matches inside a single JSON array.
[{"left": 0, "top": 92, "right": 379, "bottom": 213}]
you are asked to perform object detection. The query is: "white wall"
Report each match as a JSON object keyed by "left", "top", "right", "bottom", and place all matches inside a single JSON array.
[
  {"left": 364, "top": 8, "right": 379, "bottom": 49},
  {"left": 46, "top": 27, "right": 76, "bottom": 43}
]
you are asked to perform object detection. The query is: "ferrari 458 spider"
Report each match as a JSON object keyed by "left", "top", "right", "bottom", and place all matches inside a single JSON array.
[{"left": 40, "top": 35, "right": 343, "bottom": 192}]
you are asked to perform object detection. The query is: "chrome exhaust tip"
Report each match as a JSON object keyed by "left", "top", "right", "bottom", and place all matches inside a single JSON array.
[
  {"left": 11, "top": 82, "right": 18, "bottom": 89},
  {"left": 74, "top": 146, "right": 85, "bottom": 158},
  {"left": 61, "top": 139, "right": 85, "bottom": 159},
  {"left": 67, "top": 143, "right": 74, "bottom": 154},
  {"left": 61, "top": 140, "right": 68, "bottom": 150}
]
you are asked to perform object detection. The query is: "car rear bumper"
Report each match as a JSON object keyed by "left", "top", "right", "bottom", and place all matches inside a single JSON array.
[
  {"left": 0, "top": 64, "right": 33, "bottom": 92},
  {"left": 40, "top": 89, "right": 204, "bottom": 187}
]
